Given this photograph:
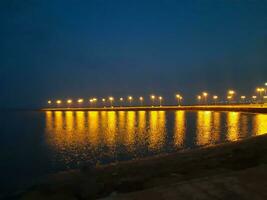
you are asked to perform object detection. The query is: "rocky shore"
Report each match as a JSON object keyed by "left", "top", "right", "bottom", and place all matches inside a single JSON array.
[{"left": 18, "top": 134, "right": 267, "bottom": 199}]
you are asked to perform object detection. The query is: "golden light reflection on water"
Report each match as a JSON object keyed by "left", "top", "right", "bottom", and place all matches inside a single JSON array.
[
  {"left": 174, "top": 111, "right": 186, "bottom": 148},
  {"left": 45, "top": 110, "right": 267, "bottom": 164},
  {"left": 253, "top": 114, "right": 267, "bottom": 135},
  {"left": 148, "top": 111, "right": 166, "bottom": 151},
  {"left": 196, "top": 111, "right": 212, "bottom": 146},
  {"left": 227, "top": 112, "right": 240, "bottom": 141}
]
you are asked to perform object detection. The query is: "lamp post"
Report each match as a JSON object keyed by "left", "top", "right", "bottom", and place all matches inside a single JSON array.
[
  {"left": 240, "top": 96, "right": 246, "bottom": 104},
  {"left": 109, "top": 97, "right": 114, "bottom": 107},
  {"left": 228, "top": 90, "right": 235, "bottom": 104},
  {"left": 128, "top": 96, "right": 133, "bottom": 106},
  {"left": 151, "top": 95, "right": 155, "bottom": 107},
  {"left": 213, "top": 95, "right": 218, "bottom": 105},
  {"left": 176, "top": 94, "right": 182, "bottom": 106},
  {"left": 256, "top": 88, "right": 265, "bottom": 103},
  {"left": 67, "top": 99, "right": 72, "bottom": 108},
  {"left": 202, "top": 92, "right": 208, "bottom": 104},
  {"left": 139, "top": 97, "right": 144, "bottom": 106},
  {"left": 56, "top": 100, "right": 62, "bottom": 107},
  {"left": 48, "top": 100, "right": 52, "bottom": 106},
  {"left": 119, "top": 97, "right": 124, "bottom": 107},
  {"left": 252, "top": 96, "right": 257, "bottom": 104},
  {"left": 102, "top": 98, "right": 106, "bottom": 108},
  {"left": 159, "top": 96, "right": 163, "bottom": 107},
  {"left": 197, "top": 95, "right": 202, "bottom": 105}
]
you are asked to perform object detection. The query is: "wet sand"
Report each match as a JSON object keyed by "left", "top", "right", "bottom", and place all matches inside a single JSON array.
[{"left": 18, "top": 133, "right": 267, "bottom": 199}]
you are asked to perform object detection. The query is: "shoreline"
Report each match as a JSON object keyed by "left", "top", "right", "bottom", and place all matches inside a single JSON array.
[
  {"left": 42, "top": 105, "right": 267, "bottom": 113},
  {"left": 19, "top": 134, "right": 267, "bottom": 199}
]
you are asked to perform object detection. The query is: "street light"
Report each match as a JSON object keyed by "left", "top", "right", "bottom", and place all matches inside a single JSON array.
[
  {"left": 128, "top": 96, "right": 133, "bottom": 106},
  {"left": 202, "top": 92, "right": 208, "bottom": 104},
  {"left": 240, "top": 96, "right": 246, "bottom": 104},
  {"left": 176, "top": 94, "right": 182, "bottom": 106},
  {"left": 77, "top": 99, "right": 84, "bottom": 104},
  {"left": 159, "top": 96, "right": 163, "bottom": 107},
  {"left": 102, "top": 98, "right": 106, "bottom": 107},
  {"left": 48, "top": 100, "right": 52, "bottom": 105},
  {"left": 56, "top": 100, "right": 62, "bottom": 105},
  {"left": 67, "top": 99, "right": 72, "bottom": 104},
  {"left": 151, "top": 95, "right": 155, "bottom": 107},
  {"left": 119, "top": 97, "right": 124, "bottom": 107},
  {"left": 213, "top": 95, "right": 218, "bottom": 104},
  {"left": 139, "top": 96, "right": 144, "bottom": 106},
  {"left": 109, "top": 97, "right": 114, "bottom": 107},
  {"left": 256, "top": 88, "right": 265, "bottom": 102},
  {"left": 197, "top": 95, "right": 202, "bottom": 104}
]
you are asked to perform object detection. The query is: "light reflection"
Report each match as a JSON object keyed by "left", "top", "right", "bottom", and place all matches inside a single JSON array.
[
  {"left": 148, "top": 111, "right": 166, "bottom": 151},
  {"left": 174, "top": 111, "right": 186, "bottom": 148},
  {"left": 44, "top": 110, "right": 267, "bottom": 167},
  {"left": 125, "top": 111, "right": 136, "bottom": 151},
  {"left": 254, "top": 114, "right": 267, "bottom": 135},
  {"left": 88, "top": 112, "right": 99, "bottom": 147},
  {"left": 227, "top": 112, "right": 240, "bottom": 141},
  {"left": 196, "top": 111, "right": 212, "bottom": 146},
  {"left": 212, "top": 112, "right": 221, "bottom": 143}
]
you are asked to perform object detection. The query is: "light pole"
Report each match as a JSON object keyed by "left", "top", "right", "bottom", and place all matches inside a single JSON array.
[
  {"left": 56, "top": 100, "right": 62, "bottom": 107},
  {"left": 159, "top": 96, "right": 163, "bottom": 107},
  {"left": 240, "top": 96, "right": 246, "bottom": 104},
  {"left": 197, "top": 95, "right": 202, "bottom": 105},
  {"left": 228, "top": 90, "right": 235, "bottom": 104},
  {"left": 256, "top": 88, "right": 265, "bottom": 103},
  {"left": 213, "top": 95, "right": 218, "bottom": 105},
  {"left": 139, "top": 97, "right": 144, "bottom": 106},
  {"left": 67, "top": 99, "right": 72, "bottom": 108},
  {"left": 48, "top": 100, "right": 52, "bottom": 106},
  {"left": 176, "top": 94, "right": 182, "bottom": 106},
  {"left": 102, "top": 98, "right": 106, "bottom": 108},
  {"left": 202, "top": 92, "right": 208, "bottom": 105},
  {"left": 109, "top": 97, "right": 114, "bottom": 107},
  {"left": 128, "top": 96, "right": 133, "bottom": 106},
  {"left": 252, "top": 96, "right": 257, "bottom": 104},
  {"left": 119, "top": 97, "right": 124, "bottom": 107},
  {"left": 151, "top": 95, "right": 155, "bottom": 107}
]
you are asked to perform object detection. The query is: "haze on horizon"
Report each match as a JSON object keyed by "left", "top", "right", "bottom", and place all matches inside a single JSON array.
[{"left": 0, "top": 0, "right": 267, "bottom": 108}]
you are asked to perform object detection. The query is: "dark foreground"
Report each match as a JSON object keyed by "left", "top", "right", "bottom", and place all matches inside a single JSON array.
[{"left": 17, "top": 134, "right": 267, "bottom": 200}]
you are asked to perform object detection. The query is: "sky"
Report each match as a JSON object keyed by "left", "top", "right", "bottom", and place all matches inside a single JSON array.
[{"left": 0, "top": 0, "right": 267, "bottom": 108}]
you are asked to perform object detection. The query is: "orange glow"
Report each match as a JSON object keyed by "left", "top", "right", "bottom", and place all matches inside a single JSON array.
[
  {"left": 77, "top": 99, "right": 84, "bottom": 103},
  {"left": 196, "top": 111, "right": 212, "bottom": 146},
  {"left": 174, "top": 111, "right": 186, "bottom": 148},
  {"left": 56, "top": 100, "right": 62, "bottom": 104},
  {"left": 227, "top": 112, "right": 240, "bottom": 141},
  {"left": 67, "top": 99, "right": 72, "bottom": 104},
  {"left": 48, "top": 100, "right": 52, "bottom": 104}
]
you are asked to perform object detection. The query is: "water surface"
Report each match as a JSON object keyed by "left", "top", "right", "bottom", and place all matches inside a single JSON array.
[{"left": 0, "top": 110, "right": 267, "bottom": 196}]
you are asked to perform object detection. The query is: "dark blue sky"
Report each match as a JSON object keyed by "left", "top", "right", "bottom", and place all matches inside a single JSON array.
[{"left": 1, "top": 0, "right": 267, "bottom": 108}]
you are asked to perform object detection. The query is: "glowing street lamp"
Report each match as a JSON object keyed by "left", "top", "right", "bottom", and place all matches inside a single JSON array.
[
  {"left": 119, "top": 97, "right": 124, "bottom": 107},
  {"left": 176, "top": 94, "right": 183, "bottom": 106},
  {"left": 77, "top": 99, "right": 84, "bottom": 104},
  {"left": 240, "top": 96, "right": 246, "bottom": 104},
  {"left": 47, "top": 100, "right": 52, "bottom": 105},
  {"left": 56, "top": 100, "right": 62, "bottom": 105},
  {"left": 197, "top": 95, "right": 202, "bottom": 104},
  {"left": 213, "top": 95, "right": 218, "bottom": 104},
  {"left": 67, "top": 99, "right": 72, "bottom": 107},
  {"left": 159, "top": 96, "right": 163, "bottom": 106},
  {"left": 102, "top": 98, "right": 106, "bottom": 107},
  {"left": 109, "top": 97, "right": 114, "bottom": 107},
  {"left": 128, "top": 96, "right": 133, "bottom": 106},
  {"left": 139, "top": 96, "right": 144, "bottom": 106},
  {"left": 256, "top": 88, "right": 265, "bottom": 102},
  {"left": 202, "top": 92, "right": 208, "bottom": 104},
  {"left": 151, "top": 95, "right": 156, "bottom": 107}
]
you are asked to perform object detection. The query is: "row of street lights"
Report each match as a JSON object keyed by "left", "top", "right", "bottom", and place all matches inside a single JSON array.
[
  {"left": 47, "top": 82, "right": 267, "bottom": 107},
  {"left": 47, "top": 94, "right": 177, "bottom": 107}
]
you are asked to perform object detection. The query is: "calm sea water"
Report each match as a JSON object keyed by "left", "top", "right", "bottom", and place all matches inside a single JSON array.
[{"left": 0, "top": 110, "right": 267, "bottom": 196}]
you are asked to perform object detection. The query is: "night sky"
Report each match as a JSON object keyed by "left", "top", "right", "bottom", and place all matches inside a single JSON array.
[{"left": 1, "top": 0, "right": 267, "bottom": 108}]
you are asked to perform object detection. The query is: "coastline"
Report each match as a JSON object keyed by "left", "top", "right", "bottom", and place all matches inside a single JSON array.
[
  {"left": 42, "top": 105, "right": 267, "bottom": 113},
  {"left": 19, "top": 133, "right": 267, "bottom": 199}
]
